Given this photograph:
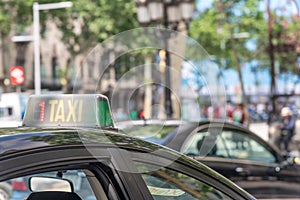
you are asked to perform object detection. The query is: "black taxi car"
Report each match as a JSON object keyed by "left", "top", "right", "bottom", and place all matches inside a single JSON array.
[
  {"left": 121, "top": 120, "right": 300, "bottom": 199},
  {"left": 0, "top": 94, "right": 255, "bottom": 200}
]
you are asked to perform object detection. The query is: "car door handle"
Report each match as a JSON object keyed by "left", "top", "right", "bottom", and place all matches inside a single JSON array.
[{"left": 235, "top": 167, "right": 250, "bottom": 175}]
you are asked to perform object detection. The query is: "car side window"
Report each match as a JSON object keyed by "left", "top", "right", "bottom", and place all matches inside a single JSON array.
[
  {"left": 181, "top": 131, "right": 229, "bottom": 158},
  {"left": 181, "top": 128, "right": 276, "bottom": 163},
  {"left": 134, "top": 162, "right": 233, "bottom": 200},
  {"left": 2, "top": 169, "right": 98, "bottom": 200},
  {"left": 221, "top": 130, "right": 276, "bottom": 163}
]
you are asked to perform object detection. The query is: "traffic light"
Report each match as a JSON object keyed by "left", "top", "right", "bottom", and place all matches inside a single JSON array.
[{"left": 158, "top": 50, "right": 166, "bottom": 73}]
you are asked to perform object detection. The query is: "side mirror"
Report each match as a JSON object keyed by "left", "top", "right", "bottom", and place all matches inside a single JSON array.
[{"left": 29, "top": 177, "right": 74, "bottom": 192}]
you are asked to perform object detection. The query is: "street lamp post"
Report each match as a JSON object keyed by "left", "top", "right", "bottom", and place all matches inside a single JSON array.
[
  {"left": 33, "top": 2, "right": 73, "bottom": 95},
  {"left": 136, "top": 0, "right": 194, "bottom": 119}
]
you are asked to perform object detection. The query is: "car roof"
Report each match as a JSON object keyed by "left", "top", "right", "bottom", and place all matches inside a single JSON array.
[
  {"left": 0, "top": 127, "right": 236, "bottom": 184},
  {"left": 0, "top": 127, "right": 154, "bottom": 155}
]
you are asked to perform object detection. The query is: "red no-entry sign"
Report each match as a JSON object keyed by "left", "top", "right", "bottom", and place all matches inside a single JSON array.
[{"left": 10, "top": 66, "right": 24, "bottom": 85}]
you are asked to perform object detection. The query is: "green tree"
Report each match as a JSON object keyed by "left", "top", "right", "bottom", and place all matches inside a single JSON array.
[
  {"left": 190, "top": 0, "right": 265, "bottom": 122},
  {"left": 1, "top": 0, "right": 138, "bottom": 92},
  {"left": 192, "top": 0, "right": 300, "bottom": 120},
  {"left": 0, "top": 0, "right": 35, "bottom": 87},
  {"left": 48, "top": 0, "right": 140, "bottom": 92},
  {"left": 0, "top": 0, "right": 34, "bottom": 36},
  {"left": 190, "top": 0, "right": 265, "bottom": 69},
  {"left": 0, "top": 0, "right": 138, "bottom": 55},
  {"left": 54, "top": 0, "right": 139, "bottom": 55}
]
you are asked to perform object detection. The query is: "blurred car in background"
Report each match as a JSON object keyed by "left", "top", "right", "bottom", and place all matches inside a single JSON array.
[
  {"left": 0, "top": 93, "right": 30, "bottom": 128},
  {"left": 121, "top": 120, "right": 300, "bottom": 199}
]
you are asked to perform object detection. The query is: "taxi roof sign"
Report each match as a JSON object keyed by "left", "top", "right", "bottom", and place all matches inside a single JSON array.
[{"left": 23, "top": 94, "right": 114, "bottom": 128}]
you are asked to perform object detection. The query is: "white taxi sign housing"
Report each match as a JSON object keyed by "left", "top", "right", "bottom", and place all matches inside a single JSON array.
[{"left": 23, "top": 94, "right": 114, "bottom": 128}]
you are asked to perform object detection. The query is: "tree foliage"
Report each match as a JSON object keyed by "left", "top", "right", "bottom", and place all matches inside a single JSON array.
[
  {"left": 2, "top": 0, "right": 300, "bottom": 74},
  {"left": 191, "top": 0, "right": 300, "bottom": 73},
  {"left": 271, "top": 14, "right": 300, "bottom": 72},
  {"left": 190, "top": 0, "right": 266, "bottom": 69},
  {"left": 0, "top": 0, "right": 34, "bottom": 35},
  {"left": 0, "top": 0, "right": 138, "bottom": 54},
  {"left": 56, "top": 0, "right": 139, "bottom": 55}
]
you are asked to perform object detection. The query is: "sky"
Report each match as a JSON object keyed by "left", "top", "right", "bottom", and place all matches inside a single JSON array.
[{"left": 196, "top": 0, "right": 214, "bottom": 12}]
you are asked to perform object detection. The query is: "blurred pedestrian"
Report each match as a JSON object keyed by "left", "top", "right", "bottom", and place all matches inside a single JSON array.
[
  {"left": 130, "top": 110, "right": 138, "bottom": 120},
  {"left": 226, "top": 101, "right": 234, "bottom": 122},
  {"left": 232, "top": 103, "right": 247, "bottom": 125},
  {"left": 214, "top": 106, "right": 220, "bottom": 119},
  {"left": 138, "top": 110, "right": 145, "bottom": 120},
  {"left": 232, "top": 103, "right": 247, "bottom": 149},
  {"left": 201, "top": 105, "right": 208, "bottom": 119},
  {"left": 275, "top": 107, "right": 296, "bottom": 153}
]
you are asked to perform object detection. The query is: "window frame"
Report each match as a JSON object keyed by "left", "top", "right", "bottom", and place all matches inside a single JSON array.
[
  {"left": 180, "top": 123, "right": 281, "bottom": 164},
  {"left": 219, "top": 129, "right": 276, "bottom": 163}
]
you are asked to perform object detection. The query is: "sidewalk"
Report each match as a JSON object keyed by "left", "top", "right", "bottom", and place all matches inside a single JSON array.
[
  {"left": 249, "top": 120, "right": 300, "bottom": 156},
  {"left": 249, "top": 122, "right": 269, "bottom": 141}
]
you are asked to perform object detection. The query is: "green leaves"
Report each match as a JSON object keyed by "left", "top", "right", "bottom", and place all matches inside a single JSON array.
[
  {"left": 58, "top": 0, "right": 139, "bottom": 54},
  {"left": 0, "top": 0, "right": 34, "bottom": 35},
  {"left": 0, "top": 0, "right": 138, "bottom": 55},
  {"left": 190, "top": 0, "right": 265, "bottom": 68}
]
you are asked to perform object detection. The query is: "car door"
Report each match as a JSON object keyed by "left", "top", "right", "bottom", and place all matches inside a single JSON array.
[
  {"left": 218, "top": 127, "right": 300, "bottom": 198},
  {"left": 217, "top": 128, "right": 278, "bottom": 180},
  {"left": 0, "top": 145, "right": 150, "bottom": 200}
]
